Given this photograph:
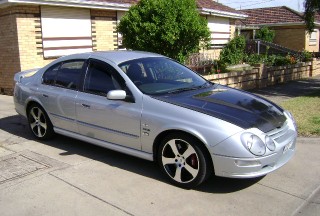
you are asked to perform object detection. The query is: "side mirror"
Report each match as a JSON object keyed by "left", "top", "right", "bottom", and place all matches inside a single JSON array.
[{"left": 107, "top": 90, "right": 126, "bottom": 100}]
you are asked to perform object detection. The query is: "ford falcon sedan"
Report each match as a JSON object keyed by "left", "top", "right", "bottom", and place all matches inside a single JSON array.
[{"left": 13, "top": 51, "right": 297, "bottom": 188}]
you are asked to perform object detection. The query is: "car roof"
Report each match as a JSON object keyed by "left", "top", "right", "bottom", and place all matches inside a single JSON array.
[{"left": 58, "top": 50, "right": 165, "bottom": 65}]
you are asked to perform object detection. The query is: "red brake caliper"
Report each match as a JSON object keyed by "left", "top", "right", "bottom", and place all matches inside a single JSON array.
[{"left": 190, "top": 154, "right": 197, "bottom": 168}]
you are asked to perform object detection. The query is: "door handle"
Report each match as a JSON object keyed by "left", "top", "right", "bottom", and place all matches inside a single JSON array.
[
  {"left": 81, "top": 103, "right": 90, "bottom": 108},
  {"left": 42, "top": 94, "right": 49, "bottom": 98}
]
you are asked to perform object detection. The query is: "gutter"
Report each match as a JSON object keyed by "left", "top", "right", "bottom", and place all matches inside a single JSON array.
[
  {"left": 240, "top": 22, "right": 320, "bottom": 28},
  {"left": 1, "top": 0, "right": 132, "bottom": 11},
  {"left": 199, "top": 7, "right": 248, "bottom": 19},
  {"left": 1, "top": 0, "right": 248, "bottom": 19}
]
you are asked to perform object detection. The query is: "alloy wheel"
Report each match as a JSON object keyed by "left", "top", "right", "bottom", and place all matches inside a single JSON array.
[
  {"left": 29, "top": 107, "right": 48, "bottom": 138},
  {"left": 161, "top": 139, "right": 200, "bottom": 183}
]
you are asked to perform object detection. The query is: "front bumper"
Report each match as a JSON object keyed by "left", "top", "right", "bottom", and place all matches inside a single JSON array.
[
  {"left": 211, "top": 119, "right": 297, "bottom": 178},
  {"left": 212, "top": 140, "right": 295, "bottom": 178}
]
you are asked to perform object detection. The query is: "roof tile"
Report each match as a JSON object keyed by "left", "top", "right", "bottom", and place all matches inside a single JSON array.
[
  {"left": 85, "top": 0, "right": 242, "bottom": 15},
  {"left": 196, "top": 0, "right": 242, "bottom": 14},
  {"left": 240, "top": 6, "right": 304, "bottom": 25}
]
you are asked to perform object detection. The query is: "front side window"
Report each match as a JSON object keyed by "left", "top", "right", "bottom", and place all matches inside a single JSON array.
[
  {"left": 119, "top": 57, "right": 208, "bottom": 95},
  {"left": 84, "top": 60, "right": 122, "bottom": 96},
  {"left": 42, "top": 60, "right": 85, "bottom": 90}
]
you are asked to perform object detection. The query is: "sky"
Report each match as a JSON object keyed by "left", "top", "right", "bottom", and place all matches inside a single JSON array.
[{"left": 218, "top": 0, "right": 305, "bottom": 12}]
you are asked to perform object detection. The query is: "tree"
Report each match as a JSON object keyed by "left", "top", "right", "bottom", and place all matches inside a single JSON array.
[
  {"left": 255, "top": 26, "right": 275, "bottom": 43},
  {"left": 117, "top": 0, "right": 210, "bottom": 62},
  {"left": 304, "top": 0, "right": 320, "bottom": 32}
]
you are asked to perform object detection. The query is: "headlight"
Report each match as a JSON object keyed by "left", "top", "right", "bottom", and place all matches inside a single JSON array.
[
  {"left": 265, "top": 135, "right": 276, "bottom": 151},
  {"left": 241, "top": 132, "right": 266, "bottom": 156}
]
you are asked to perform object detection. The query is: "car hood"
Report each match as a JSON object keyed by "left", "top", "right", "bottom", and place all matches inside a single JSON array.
[{"left": 153, "top": 84, "right": 286, "bottom": 133}]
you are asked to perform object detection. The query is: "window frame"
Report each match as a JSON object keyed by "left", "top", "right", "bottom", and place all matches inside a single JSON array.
[
  {"left": 82, "top": 59, "right": 126, "bottom": 97},
  {"left": 42, "top": 59, "right": 87, "bottom": 91}
]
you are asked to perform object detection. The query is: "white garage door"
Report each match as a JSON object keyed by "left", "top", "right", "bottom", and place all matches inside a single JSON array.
[{"left": 41, "top": 6, "right": 93, "bottom": 58}]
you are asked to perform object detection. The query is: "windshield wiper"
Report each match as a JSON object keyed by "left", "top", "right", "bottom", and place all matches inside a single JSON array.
[{"left": 167, "top": 83, "right": 209, "bottom": 94}]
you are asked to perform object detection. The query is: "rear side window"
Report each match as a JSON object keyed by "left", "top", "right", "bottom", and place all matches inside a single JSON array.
[
  {"left": 43, "top": 64, "right": 59, "bottom": 85},
  {"left": 42, "top": 60, "right": 85, "bottom": 90}
]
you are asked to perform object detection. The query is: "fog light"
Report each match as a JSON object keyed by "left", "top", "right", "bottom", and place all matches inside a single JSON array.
[{"left": 235, "top": 160, "right": 261, "bottom": 167}]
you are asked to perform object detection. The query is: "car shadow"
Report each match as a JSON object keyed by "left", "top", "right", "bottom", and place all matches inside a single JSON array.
[{"left": 0, "top": 114, "right": 263, "bottom": 193}]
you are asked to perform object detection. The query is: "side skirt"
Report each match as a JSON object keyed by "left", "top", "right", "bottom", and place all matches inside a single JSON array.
[{"left": 54, "top": 127, "right": 154, "bottom": 161}]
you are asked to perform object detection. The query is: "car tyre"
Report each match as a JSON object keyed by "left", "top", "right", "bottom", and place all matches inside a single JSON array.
[
  {"left": 27, "top": 104, "right": 55, "bottom": 140},
  {"left": 158, "top": 133, "right": 212, "bottom": 188}
]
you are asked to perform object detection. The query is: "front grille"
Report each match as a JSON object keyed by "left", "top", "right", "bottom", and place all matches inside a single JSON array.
[{"left": 267, "top": 121, "right": 293, "bottom": 144}]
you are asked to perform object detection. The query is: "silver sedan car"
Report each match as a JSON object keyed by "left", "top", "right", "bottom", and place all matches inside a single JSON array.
[{"left": 13, "top": 51, "right": 297, "bottom": 188}]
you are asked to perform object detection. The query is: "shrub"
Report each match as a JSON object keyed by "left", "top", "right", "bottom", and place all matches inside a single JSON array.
[
  {"left": 301, "top": 50, "right": 313, "bottom": 61},
  {"left": 269, "top": 55, "right": 296, "bottom": 66},
  {"left": 256, "top": 26, "right": 275, "bottom": 43},
  {"left": 244, "top": 53, "right": 266, "bottom": 65},
  {"left": 219, "top": 36, "right": 246, "bottom": 65}
]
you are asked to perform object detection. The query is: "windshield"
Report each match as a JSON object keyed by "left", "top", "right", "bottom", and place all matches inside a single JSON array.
[{"left": 118, "top": 57, "right": 209, "bottom": 95}]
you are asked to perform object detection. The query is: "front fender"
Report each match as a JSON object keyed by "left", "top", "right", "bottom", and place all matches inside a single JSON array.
[{"left": 140, "top": 96, "right": 244, "bottom": 154}]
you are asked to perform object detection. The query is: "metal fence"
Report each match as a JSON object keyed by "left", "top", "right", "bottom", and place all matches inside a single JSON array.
[{"left": 245, "top": 39, "right": 300, "bottom": 56}]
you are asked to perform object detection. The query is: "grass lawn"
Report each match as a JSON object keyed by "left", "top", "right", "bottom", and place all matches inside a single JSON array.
[{"left": 280, "top": 90, "right": 320, "bottom": 137}]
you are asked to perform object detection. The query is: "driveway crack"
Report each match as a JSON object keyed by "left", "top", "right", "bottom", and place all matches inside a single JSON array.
[
  {"left": 257, "top": 182, "right": 305, "bottom": 200},
  {"left": 291, "top": 183, "right": 320, "bottom": 216},
  {"left": 49, "top": 172, "right": 134, "bottom": 216}
]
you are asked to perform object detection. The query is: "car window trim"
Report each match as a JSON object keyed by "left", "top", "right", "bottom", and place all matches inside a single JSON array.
[
  {"left": 42, "top": 59, "right": 87, "bottom": 91},
  {"left": 82, "top": 58, "right": 126, "bottom": 96}
]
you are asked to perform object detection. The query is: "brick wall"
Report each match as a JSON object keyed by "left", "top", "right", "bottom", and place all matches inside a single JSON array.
[
  {"left": 0, "top": 6, "right": 54, "bottom": 95},
  {"left": 91, "top": 9, "right": 118, "bottom": 51},
  {"left": 273, "top": 26, "right": 306, "bottom": 51},
  {"left": 15, "top": 6, "right": 52, "bottom": 71},
  {"left": 0, "top": 6, "right": 120, "bottom": 95},
  {"left": 0, "top": 7, "right": 21, "bottom": 95},
  {"left": 312, "top": 59, "right": 320, "bottom": 76},
  {"left": 203, "top": 61, "right": 317, "bottom": 90}
]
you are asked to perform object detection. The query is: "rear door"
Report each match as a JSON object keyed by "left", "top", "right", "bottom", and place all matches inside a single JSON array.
[
  {"left": 38, "top": 60, "right": 86, "bottom": 132},
  {"left": 75, "top": 59, "right": 142, "bottom": 150}
]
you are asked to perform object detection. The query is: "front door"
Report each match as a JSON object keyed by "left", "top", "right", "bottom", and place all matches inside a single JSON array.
[{"left": 76, "top": 59, "right": 142, "bottom": 150}]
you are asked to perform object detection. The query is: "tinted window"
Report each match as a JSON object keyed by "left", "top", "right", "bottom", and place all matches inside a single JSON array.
[
  {"left": 84, "top": 60, "right": 121, "bottom": 96},
  {"left": 43, "top": 64, "right": 60, "bottom": 85},
  {"left": 42, "top": 60, "right": 85, "bottom": 90}
]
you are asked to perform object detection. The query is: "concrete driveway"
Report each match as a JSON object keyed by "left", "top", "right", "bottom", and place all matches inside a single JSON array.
[{"left": 0, "top": 94, "right": 319, "bottom": 216}]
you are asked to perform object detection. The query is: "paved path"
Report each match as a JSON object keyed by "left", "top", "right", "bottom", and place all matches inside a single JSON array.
[
  {"left": 249, "top": 75, "right": 320, "bottom": 104},
  {"left": 0, "top": 90, "right": 319, "bottom": 215}
]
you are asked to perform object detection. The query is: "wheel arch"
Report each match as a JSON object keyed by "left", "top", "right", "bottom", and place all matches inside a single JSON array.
[
  {"left": 26, "top": 99, "right": 44, "bottom": 114},
  {"left": 152, "top": 129, "right": 214, "bottom": 171},
  {"left": 25, "top": 99, "right": 52, "bottom": 123}
]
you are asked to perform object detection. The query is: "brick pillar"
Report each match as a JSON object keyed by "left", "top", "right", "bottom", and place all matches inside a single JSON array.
[
  {"left": 0, "top": 7, "right": 21, "bottom": 95},
  {"left": 91, "top": 9, "right": 118, "bottom": 51}
]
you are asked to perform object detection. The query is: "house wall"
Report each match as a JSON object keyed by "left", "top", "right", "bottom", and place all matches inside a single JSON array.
[
  {"left": 16, "top": 6, "right": 52, "bottom": 72},
  {"left": 273, "top": 26, "right": 306, "bottom": 51},
  {"left": 204, "top": 16, "right": 236, "bottom": 59},
  {"left": 305, "top": 29, "right": 319, "bottom": 52},
  {"left": 0, "top": 7, "right": 22, "bottom": 94},
  {"left": 91, "top": 9, "right": 118, "bottom": 51},
  {"left": 0, "top": 5, "right": 119, "bottom": 95}
]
